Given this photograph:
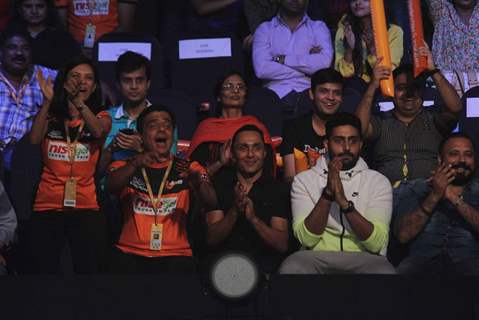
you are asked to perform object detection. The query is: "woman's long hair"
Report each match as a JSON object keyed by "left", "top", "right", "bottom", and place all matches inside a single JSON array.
[
  {"left": 13, "top": 0, "right": 59, "bottom": 29},
  {"left": 344, "top": 0, "right": 392, "bottom": 78},
  {"left": 49, "top": 56, "right": 104, "bottom": 121},
  {"left": 213, "top": 70, "right": 248, "bottom": 117}
]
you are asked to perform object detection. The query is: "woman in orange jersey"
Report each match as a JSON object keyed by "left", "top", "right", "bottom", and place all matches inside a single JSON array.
[
  {"left": 106, "top": 105, "right": 217, "bottom": 273},
  {"left": 28, "top": 56, "right": 112, "bottom": 274}
]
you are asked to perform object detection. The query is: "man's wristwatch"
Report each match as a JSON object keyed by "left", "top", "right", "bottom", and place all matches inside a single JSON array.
[
  {"left": 427, "top": 68, "right": 441, "bottom": 77},
  {"left": 340, "top": 200, "right": 355, "bottom": 214}
]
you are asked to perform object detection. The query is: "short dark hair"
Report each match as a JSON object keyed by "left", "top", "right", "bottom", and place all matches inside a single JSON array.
[
  {"left": 231, "top": 124, "right": 265, "bottom": 147},
  {"left": 136, "top": 105, "right": 176, "bottom": 134},
  {"left": 393, "top": 64, "right": 414, "bottom": 80},
  {"left": 325, "top": 112, "right": 362, "bottom": 139},
  {"left": 0, "top": 25, "right": 32, "bottom": 49},
  {"left": 231, "top": 124, "right": 275, "bottom": 177},
  {"left": 115, "top": 51, "right": 151, "bottom": 81},
  {"left": 438, "top": 132, "right": 475, "bottom": 155},
  {"left": 393, "top": 63, "right": 426, "bottom": 94},
  {"left": 311, "top": 68, "right": 344, "bottom": 91}
]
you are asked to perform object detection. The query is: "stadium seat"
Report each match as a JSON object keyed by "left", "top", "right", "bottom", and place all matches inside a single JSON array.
[
  {"left": 92, "top": 32, "right": 167, "bottom": 102},
  {"left": 166, "top": 32, "right": 245, "bottom": 105},
  {"left": 153, "top": 89, "right": 198, "bottom": 140},
  {"left": 459, "top": 85, "right": 479, "bottom": 149}
]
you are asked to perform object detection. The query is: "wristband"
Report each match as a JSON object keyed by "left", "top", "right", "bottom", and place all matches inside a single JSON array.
[
  {"left": 340, "top": 200, "right": 355, "bottom": 214},
  {"left": 427, "top": 68, "right": 441, "bottom": 77}
]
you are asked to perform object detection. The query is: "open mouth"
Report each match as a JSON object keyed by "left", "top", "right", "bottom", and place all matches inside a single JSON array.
[
  {"left": 322, "top": 102, "right": 338, "bottom": 110},
  {"left": 155, "top": 137, "right": 168, "bottom": 147}
]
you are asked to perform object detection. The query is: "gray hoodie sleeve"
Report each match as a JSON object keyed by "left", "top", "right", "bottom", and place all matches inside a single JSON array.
[{"left": 0, "top": 181, "right": 16, "bottom": 247}]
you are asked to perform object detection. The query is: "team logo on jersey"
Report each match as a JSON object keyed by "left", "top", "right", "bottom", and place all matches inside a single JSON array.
[
  {"left": 130, "top": 175, "right": 147, "bottom": 192},
  {"left": 132, "top": 195, "right": 178, "bottom": 216},
  {"left": 165, "top": 179, "right": 184, "bottom": 190},
  {"left": 303, "top": 145, "right": 326, "bottom": 168},
  {"left": 47, "top": 141, "right": 90, "bottom": 162},
  {"left": 74, "top": 0, "right": 110, "bottom": 16}
]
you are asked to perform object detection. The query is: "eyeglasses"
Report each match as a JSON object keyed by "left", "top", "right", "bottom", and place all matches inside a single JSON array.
[{"left": 222, "top": 83, "right": 247, "bottom": 91}]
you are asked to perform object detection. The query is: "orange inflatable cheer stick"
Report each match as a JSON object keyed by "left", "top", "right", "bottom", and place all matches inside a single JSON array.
[
  {"left": 408, "top": 0, "right": 428, "bottom": 77},
  {"left": 370, "top": 0, "right": 394, "bottom": 97}
]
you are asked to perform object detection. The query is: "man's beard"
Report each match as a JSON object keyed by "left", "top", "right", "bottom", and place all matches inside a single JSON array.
[
  {"left": 335, "top": 151, "right": 359, "bottom": 171},
  {"left": 450, "top": 163, "right": 475, "bottom": 186}
]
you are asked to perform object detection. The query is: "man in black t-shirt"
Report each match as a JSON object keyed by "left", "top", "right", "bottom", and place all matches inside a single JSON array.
[
  {"left": 206, "top": 124, "right": 290, "bottom": 273},
  {"left": 281, "top": 68, "right": 345, "bottom": 182}
]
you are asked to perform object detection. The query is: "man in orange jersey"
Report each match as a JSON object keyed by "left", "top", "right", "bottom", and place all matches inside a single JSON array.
[{"left": 106, "top": 105, "right": 216, "bottom": 273}]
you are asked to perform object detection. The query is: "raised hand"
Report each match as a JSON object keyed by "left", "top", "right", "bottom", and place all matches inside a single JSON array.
[
  {"left": 233, "top": 181, "right": 247, "bottom": 214},
  {"left": 114, "top": 132, "right": 143, "bottom": 152},
  {"left": 64, "top": 77, "right": 82, "bottom": 107},
  {"left": 328, "top": 157, "right": 348, "bottom": 205},
  {"left": 326, "top": 157, "right": 342, "bottom": 200},
  {"left": 344, "top": 22, "right": 356, "bottom": 49},
  {"left": 243, "top": 196, "right": 256, "bottom": 222},
  {"left": 219, "top": 139, "right": 232, "bottom": 166},
  {"left": 37, "top": 69, "right": 54, "bottom": 103},
  {"left": 415, "top": 40, "right": 436, "bottom": 71},
  {"left": 430, "top": 163, "right": 455, "bottom": 199},
  {"left": 370, "top": 57, "right": 391, "bottom": 89}
]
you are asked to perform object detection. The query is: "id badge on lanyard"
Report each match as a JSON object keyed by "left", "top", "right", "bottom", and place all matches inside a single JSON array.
[
  {"left": 63, "top": 122, "right": 84, "bottom": 208},
  {"left": 142, "top": 160, "right": 173, "bottom": 251},
  {"left": 150, "top": 223, "right": 163, "bottom": 251},
  {"left": 83, "top": 0, "right": 96, "bottom": 48},
  {"left": 84, "top": 23, "right": 96, "bottom": 48},
  {"left": 64, "top": 177, "right": 77, "bottom": 207}
]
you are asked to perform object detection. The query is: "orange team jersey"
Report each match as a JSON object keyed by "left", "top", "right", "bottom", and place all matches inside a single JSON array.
[
  {"left": 33, "top": 111, "right": 112, "bottom": 212},
  {"left": 108, "top": 158, "right": 207, "bottom": 258},
  {"left": 55, "top": 0, "right": 119, "bottom": 43}
]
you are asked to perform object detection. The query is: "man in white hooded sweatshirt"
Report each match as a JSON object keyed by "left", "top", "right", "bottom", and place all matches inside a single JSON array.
[{"left": 279, "top": 113, "right": 395, "bottom": 274}]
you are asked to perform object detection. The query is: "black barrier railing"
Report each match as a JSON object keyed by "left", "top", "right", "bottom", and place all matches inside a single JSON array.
[{"left": 1, "top": 275, "right": 478, "bottom": 320}]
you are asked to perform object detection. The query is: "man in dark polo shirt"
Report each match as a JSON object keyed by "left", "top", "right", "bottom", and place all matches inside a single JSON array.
[
  {"left": 206, "top": 124, "right": 290, "bottom": 273},
  {"left": 355, "top": 45, "right": 462, "bottom": 186},
  {"left": 394, "top": 133, "right": 479, "bottom": 275},
  {"left": 281, "top": 68, "right": 344, "bottom": 183}
]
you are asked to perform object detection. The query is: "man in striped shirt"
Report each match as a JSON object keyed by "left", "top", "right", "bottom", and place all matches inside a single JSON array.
[
  {"left": 355, "top": 46, "right": 462, "bottom": 186},
  {"left": 0, "top": 27, "right": 56, "bottom": 175}
]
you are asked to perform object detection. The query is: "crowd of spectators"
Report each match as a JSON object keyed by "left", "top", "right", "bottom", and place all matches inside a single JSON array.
[{"left": 0, "top": 0, "right": 478, "bottom": 277}]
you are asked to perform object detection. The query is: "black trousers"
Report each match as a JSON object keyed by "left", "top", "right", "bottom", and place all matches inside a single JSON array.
[
  {"left": 28, "top": 210, "right": 107, "bottom": 274},
  {"left": 110, "top": 247, "right": 196, "bottom": 274}
]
